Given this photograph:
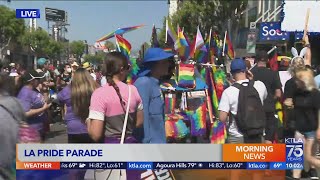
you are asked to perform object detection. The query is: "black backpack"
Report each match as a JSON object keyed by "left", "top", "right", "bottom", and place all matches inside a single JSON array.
[{"left": 232, "top": 80, "right": 266, "bottom": 136}]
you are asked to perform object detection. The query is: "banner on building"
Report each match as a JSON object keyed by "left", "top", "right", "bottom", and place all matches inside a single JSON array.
[{"left": 259, "top": 22, "right": 289, "bottom": 41}]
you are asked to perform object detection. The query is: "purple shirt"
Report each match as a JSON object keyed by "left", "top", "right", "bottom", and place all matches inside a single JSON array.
[
  {"left": 17, "top": 86, "right": 46, "bottom": 131},
  {"left": 58, "top": 85, "right": 88, "bottom": 134}
]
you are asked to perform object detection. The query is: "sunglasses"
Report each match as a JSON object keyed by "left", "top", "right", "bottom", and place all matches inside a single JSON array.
[{"left": 27, "top": 73, "right": 46, "bottom": 82}]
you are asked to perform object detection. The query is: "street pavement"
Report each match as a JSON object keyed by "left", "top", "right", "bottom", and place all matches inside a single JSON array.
[
  {"left": 45, "top": 123, "right": 314, "bottom": 180},
  {"left": 45, "top": 123, "right": 68, "bottom": 143}
]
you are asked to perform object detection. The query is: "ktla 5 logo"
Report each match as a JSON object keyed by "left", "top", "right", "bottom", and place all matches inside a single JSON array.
[{"left": 287, "top": 145, "right": 303, "bottom": 158}]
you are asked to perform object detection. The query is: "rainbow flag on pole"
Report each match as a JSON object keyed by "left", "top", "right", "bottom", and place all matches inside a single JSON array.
[
  {"left": 190, "top": 26, "right": 205, "bottom": 58},
  {"left": 224, "top": 31, "right": 234, "bottom": 59},
  {"left": 115, "top": 34, "right": 131, "bottom": 59},
  {"left": 177, "top": 27, "right": 190, "bottom": 61}
]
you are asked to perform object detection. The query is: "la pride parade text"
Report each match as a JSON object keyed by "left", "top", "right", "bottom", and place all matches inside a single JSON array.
[{"left": 24, "top": 149, "right": 103, "bottom": 157}]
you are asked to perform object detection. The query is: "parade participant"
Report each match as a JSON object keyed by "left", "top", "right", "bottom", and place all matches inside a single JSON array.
[
  {"left": 283, "top": 39, "right": 319, "bottom": 179},
  {"left": 58, "top": 68, "right": 98, "bottom": 143},
  {"left": 134, "top": 48, "right": 174, "bottom": 144},
  {"left": 57, "top": 68, "right": 98, "bottom": 180},
  {"left": 289, "top": 68, "right": 320, "bottom": 180},
  {"left": 218, "top": 58, "right": 267, "bottom": 180},
  {"left": 36, "top": 58, "right": 52, "bottom": 83},
  {"left": 251, "top": 50, "right": 282, "bottom": 144},
  {"left": 219, "top": 58, "right": 267, "bottom": 143},
  {"left": 83, "top": 62, "right": 96, "bottom": 81},
  {"left": 60, "top": 63, "right": 72, "bottom": 85},
  {"left": 0, "top": 73, "right": 25, "bottom": 180},
  {"left": 87, "top": 52, "right": 143, "bottom": 143},
  {"left": 71, "top": 61, "right": 79, "bottom": 77},
  {"left": 17, "top": 70, "right": 51, "bottom": 141},
  {"left": 87, "top": 52, "right": 143, "bottom": 180}
]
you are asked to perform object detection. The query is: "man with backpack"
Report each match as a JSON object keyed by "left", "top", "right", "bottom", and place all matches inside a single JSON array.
[
  {"left": 218, "top": 58, "right": 268, "bottom": 144},
  {"left": 251, "top": 50, "right": 282, "bottom": 144}
]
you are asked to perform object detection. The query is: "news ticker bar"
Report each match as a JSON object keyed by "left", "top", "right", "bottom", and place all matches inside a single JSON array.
[
  {"left": 17, "top": 144, "right": 289, "bottom": 162},
  {"left": 16, "top": 162, "right": 303, "bottom": 170}
]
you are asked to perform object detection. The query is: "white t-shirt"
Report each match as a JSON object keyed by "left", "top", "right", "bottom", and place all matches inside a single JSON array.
[{"left": 218, "top": 79, "right": 268, "bottom": 137}]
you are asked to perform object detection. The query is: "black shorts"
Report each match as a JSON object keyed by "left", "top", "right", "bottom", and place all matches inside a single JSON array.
[
  {"left": 265, "top": 111, "right": 277, "bottom": 141},
  {"left": 68, "top": 134, "right": 93, "bottom": 143}
]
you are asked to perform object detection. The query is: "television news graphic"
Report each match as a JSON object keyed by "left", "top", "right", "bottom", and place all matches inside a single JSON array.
[
  {"left": 16, "top": 144, "right": 301, "bottom": 170},
  {"left": 222, "top": 144, "right": 286, "bottom": 162},
  {"left": 16, "top": 9, "right": 40, "bottom": 18},
  {"left": 56, "top": 162, "right": 247, "bottom": 170},
  {"left": 285, "top": 138, "right": 304, "bottom": 170}
]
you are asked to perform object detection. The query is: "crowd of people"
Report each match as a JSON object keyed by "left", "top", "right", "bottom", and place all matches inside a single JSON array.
[{"left": 0, "top": 34, "right": 320, "bottom": 180}]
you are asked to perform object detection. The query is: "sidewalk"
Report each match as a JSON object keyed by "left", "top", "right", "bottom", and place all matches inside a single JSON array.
[{"left": 45, "top": 123, "right": 68, "bottom": 143}]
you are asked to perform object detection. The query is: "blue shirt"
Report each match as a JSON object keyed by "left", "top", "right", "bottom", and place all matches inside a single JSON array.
[
  {"left": 134, "top": 76, "right": 166, "bottom": 144},
  {"left": 315, "top": 74, "right": 320, "bottom": 89}
]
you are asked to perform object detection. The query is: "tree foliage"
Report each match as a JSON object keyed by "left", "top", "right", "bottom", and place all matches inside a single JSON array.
[
  {"left": 70, "top": 40, "right": 86, "bottom": 61},
  {"left": 83, "top": 51, "right": 105, "bottom": 65},
  {"left": 0, "top": 5, "right": 26, "bottom": 60},
  {"left": 159, "top": 0, "right": 248, "bottom": 47},
  {"left": 44, "top": 40, "right": 64, "bottom": 60},
  {"left": 20, "top": 28, "right": 51, "bottom": 56},
  {"left": 104, "top": 41, "right": 116, "bottom": 50},
  {"left": 20, "top": 28, "right": 64, "bottom": 61}
]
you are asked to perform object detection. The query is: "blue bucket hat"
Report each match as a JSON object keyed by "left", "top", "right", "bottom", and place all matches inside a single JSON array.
[
  {"left": 230, "top": 58, "right": 247, "bottom": 74},
  {"left": 143, "top": 48, "right": 174, "bottom": 63},
  {"left": 138, "top": 48, "right": 174, "bottom": 76},
  {"left": 37, "top": 58, "right": 48, "bottom": 66}
]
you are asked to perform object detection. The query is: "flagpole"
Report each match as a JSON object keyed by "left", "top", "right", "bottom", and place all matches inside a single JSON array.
[
  {"left": 115, "top": 36, "right": 121, "bottom": 52},
  {"left": 208, "top": 27, "right": 212, "bottom": 63},
  {"left": 165, "top": 18, "right": 168, "bottom": 43},
  {"left": 152, "top": 24, "right": 155, "bottom": 48},
  {"left": 194, "top": 25, "right": 199, "bottom": 57},
  {"left": 222, "top": 31, "right": 227, "bottom": 57}
]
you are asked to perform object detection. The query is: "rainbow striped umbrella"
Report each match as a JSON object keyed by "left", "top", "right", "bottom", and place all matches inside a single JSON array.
[{"left": 96, "top": 25, "right": 144, "bottom": 42}]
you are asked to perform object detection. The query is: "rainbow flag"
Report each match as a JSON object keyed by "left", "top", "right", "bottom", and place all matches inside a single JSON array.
[
  {"left": 115, "top": 34, "right": 131, "bottom": 59},
  {"left": 126, "top": 58, "right": 140, "bottom": 85},
  {"left": 177, "top": 64, "right": 195, "bottom": 89},
  {"left": 207, "top": 68, "right": 219, "bottom": 116},
  {"left": 210, "top": 120, "right": 227, "bottom": 144},
  {"left": 96, "top": 25, "right": 144, "bottom": 42},
  {"left": 190, "top": 26, "right": 205, "bottom": 58},
  {"left": 186, "top": 99, "right": 207, "bottom": 136},
  {"left": 195, "top": 34, "right": 209, "bottom": 63},
  {"left": 211, "top": 32, "right": 222, "bottom": 59},
  {"left": 214, "top": 69, "right": 226, "bottom": 101},
  {"left": 163, "top": 47, "right": 173, "bottom": 53},
  {"left": 224, "top": 31, "right": 234, "bottom": 59},
  {"left": 176, "top": 27, "right": 190, "bottom": 61}
]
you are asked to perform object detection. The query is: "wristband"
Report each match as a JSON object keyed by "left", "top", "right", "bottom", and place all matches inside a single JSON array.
[{"left": 304, "top": 44, "right": 311, "bottom": 48}]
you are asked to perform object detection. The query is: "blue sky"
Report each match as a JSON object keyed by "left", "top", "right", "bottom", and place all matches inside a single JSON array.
[{"left": 1, "top": 1, "right": 169, "bottom": 51}]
